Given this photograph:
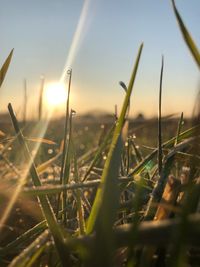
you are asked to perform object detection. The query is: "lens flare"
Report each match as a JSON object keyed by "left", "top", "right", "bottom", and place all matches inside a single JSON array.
[
  {"left": 45, "top": 83, "right": 67, "bottom": 107},
  {"left": 60, "top": 0, "right": 91, "bottom": 82}
]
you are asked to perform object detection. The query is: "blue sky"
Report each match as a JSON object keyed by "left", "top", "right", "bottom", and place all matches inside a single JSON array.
[{"left": 0, "top": 0, "right": 199, "bottom": 118}]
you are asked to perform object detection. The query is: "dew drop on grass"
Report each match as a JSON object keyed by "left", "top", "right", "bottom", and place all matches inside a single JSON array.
[
  {"left": 48, "top": 149, "right": 53, "bottom": 155},
  {"left": 71, "top": 109, "right": 76, "bottom": 116}
]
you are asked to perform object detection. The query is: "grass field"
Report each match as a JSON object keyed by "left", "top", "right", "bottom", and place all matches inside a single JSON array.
[{"left": 0, "top": 1, "right": 200, "bottom": 266}]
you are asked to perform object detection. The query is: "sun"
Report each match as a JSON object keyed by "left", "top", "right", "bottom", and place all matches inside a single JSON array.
[{"left": 44, "top": 82, "right": 67, "bottom": 107}]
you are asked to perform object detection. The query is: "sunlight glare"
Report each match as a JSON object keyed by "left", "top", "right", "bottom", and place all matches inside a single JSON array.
[
  {"left": 45, "top": 83, "right": 67, "bottom": 107},
  {"left": 60, "top": 0, "right": 91, "bottom": 82}
]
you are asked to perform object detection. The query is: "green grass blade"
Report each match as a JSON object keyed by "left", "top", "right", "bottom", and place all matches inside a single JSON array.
[
  {"left": 86, "top": 43, "right": 143, "bottom": 235},
  {"left": 57, "top": 69, "right": 72, "bottom": 217},
  {"left": 0, "top": 49, "right": 14, "bottom": 87},
  {"left": 175, "top": 112, "right": 184, "bottom": 146},
  {"left": 1, "top": 206, "right": 76, "bottom": 257},
  {"left": 82, "top": 124, "right": 115, "bottom": 181},
  {"left": 8, "top": 103, "right": 71, "bottom": 267},
  {"left": 9, "top": 230, "right": 50, "bottom": 267},
  {"left": 128, "top": 124, "right": 200, "bottom": 177},
  {"left": 0, "top": 221, "right": 47, "bottom": 256},
  {"left": 59, "top": 69, "right": 72, "bottom": 184},
  {"left": 174, "top": 112, "right": 184, "bottom": 177},
  {"left": 73, "top": 144, "right": 86, "bottom": 235},
  {"left": 62, "top": 109, "right": 73, "bottom": 224},
  {"left": 84, "top": 43, "right": 143, "bottom": 266},
  {"left": 171, "top": 0, "right": 200, "bottom": 68},
  {"left": 158, "top": 56, "right": 164, "bottom": 176}
]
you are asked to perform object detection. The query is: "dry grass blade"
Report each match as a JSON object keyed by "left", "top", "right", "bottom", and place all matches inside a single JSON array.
[
  {"left": 0, "top": 49, "right": 14, "bottom": 87},
  {"left": 37, "top": 152, "right": 61, "bottom": 174},
  {"left": 26, "top": 137, "right": 56, "bottom": 145},
  {"left": 171, "top": 0, "right": 200, "bottom": 68}
]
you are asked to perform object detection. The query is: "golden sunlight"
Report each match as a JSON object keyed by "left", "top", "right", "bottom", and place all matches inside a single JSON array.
[{"left": 44, "top": 82, "right": 67, "bottom": 107}]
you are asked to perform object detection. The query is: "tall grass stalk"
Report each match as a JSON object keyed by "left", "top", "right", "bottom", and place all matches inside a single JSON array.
[
  {"left": 8, "top": 103, "right": 71, "bottom": 267},
  {"left": 158, "top": 56, "right": 164, "bottom": 176},
  {"left": 57, "top": 69, "right": 72, "bottom": 217},
  {"left": 85, "top": 43, "right": 143, "bottom": 266}
]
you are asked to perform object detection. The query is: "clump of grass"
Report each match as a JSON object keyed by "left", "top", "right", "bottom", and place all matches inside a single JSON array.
[{"left": 0, "top": 1, "right": 200, "bottom": 266}]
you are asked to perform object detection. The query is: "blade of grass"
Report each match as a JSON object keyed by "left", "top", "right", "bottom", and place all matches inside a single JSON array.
[
  {"left": 158, "top": 56, "right": 164, "bottom": 176},
  {"left": 175, "top": 112, "right": 184, "bottom": 146},
  {"left": 73, "top": 143, "right": 86, "bottom": 235},
  {"left": 62, "top": 109, "right": 73, "bottom": 224},
  {"left": 8, "top": 103, "right": 71, "bottom": 267},
  {"left": 0, "top": 221, "right": 47, "bottom": 256},
  {"left": 1, "top": 205, "right": 75, "bottom": 256},
  {"left": 9, "top": 230, "right": 50, "bottom": 267},
  {"left": 23, "top": 176, "right": 152, "bottom": 197},
  {"left": 131, "top": 139, "right": 143, "bottom": 163},
  {"left": 66, "top": 213, "right": 200, "bottom": 251},
  {"left": 128, "top": 124, "right": 200, "bottom": 177},
  {"left": 37, "top": 152, "right": 61, "bottom": 175},
  {"left": 0, "top": 49, "right": 14, "bottom": 87},
  {"left": 144, "top": 136, "right": 196, "bottom": 221},
  {"left": 85, "top": 43, "right": 143, "bottom": 267},
  {"left": 87, "top": 43, "right": 143, "bottom": 234},
  {"left": 171, "top": 0, "right": 200, "bottom": 68},
  {"left": 57, "top": 69, "right": 72, "bottom": 217},
  {"left": 82, "top": 124, "right": 115, "bottom": 181},
  {"left": 175, "top": 112, "right": 184, "bottom": 177}
]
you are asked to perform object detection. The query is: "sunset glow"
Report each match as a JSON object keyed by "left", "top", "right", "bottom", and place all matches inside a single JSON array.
[{"left": 45, "top": 83, "right": 67, "bottom": 107}]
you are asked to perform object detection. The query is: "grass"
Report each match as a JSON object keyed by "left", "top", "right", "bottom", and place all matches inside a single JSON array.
[{"left": 0, "top": 1, "right": 200, "bottom": 266}]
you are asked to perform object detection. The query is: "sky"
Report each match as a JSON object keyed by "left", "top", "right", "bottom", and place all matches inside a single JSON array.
[{"left": 0, "top": 0, "right": 199, "bottom": 119}]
